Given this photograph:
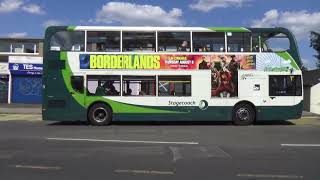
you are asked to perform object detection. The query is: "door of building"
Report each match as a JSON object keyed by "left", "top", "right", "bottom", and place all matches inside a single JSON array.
[
  {"left": 0, "top": 75, "right": 8, "bottom": 103},
  {"left": 11, "top": 75, "right": 42, "bottom": 103}
]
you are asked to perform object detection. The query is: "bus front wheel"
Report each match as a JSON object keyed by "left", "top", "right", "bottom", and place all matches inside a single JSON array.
[
  {"left": 232, "top": 103, "right": 255, "bottom": 125},
  {"left": 88, "top": 103, "right": 112, "bottom": 126}
]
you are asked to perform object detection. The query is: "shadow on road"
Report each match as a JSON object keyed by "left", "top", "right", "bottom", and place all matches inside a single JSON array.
[{"left": 47, "top": 120, "right": 294, "bottom": 126}]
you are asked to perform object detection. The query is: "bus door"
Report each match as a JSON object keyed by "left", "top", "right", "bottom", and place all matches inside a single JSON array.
[{"left": 69, "top": 74, "right": 86, "bottom": 120}]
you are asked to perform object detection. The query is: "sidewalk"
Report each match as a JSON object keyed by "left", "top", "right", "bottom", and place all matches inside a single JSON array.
[
  {"left": 0, "top": 103, "right": 42, "bottom": 114},
  {"left": 302, "top": 111, "right": 320, "bottom": 117}
]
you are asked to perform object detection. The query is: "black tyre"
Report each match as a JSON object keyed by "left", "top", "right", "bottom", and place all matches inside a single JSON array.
[
  {"left": 232, "top": 103, "right": 255, "bottom": 125},
  {"left": 88, "top": 103, "right": 112, "bottom": 126}
]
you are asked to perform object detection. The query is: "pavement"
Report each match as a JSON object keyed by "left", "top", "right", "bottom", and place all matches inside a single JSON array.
[
  {"left": 0, "top": 119, "right": 320, "bottom": 179},
  {"left": 0, "top": 103, "right": 42, "bottom": 114}
]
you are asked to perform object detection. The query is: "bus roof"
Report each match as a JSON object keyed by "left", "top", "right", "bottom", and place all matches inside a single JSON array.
[{"left": 68, "top": 26, "right": 252, "bottom": 32}]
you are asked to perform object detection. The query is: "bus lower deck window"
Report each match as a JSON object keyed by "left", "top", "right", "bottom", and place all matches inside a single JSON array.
[
  {"left": 122, "top": 76, "right": 156, "bottom": 96},
  {"left": 158, "top": 76, "right": 191, "bottom": 96},
  {"left": 87, "top": 75, "right": 121, "bottom": 96}
]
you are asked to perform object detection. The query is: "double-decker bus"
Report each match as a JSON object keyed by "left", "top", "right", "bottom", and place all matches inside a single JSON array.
[{"left": 42, "top": 26, "right": 303, "bottom": 125}]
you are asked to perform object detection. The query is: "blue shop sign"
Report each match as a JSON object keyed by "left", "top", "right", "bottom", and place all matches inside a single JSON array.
[{"left": 9, "top": 63, "right": 43, "bottom": 75}]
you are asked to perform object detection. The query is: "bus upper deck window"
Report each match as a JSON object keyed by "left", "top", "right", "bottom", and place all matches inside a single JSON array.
[
  {"left": 50, "top": 31, "right": 85, "bottom": 52},
  {"left": 227, "top": 32, "right": 251, "bottom": 52},
  {"left": 192, "top": 32, "right": 225, "bottom": 52},
  {"left": 252, "top": 33, "right": 260, "bottom": 52},
  {"left": 87, "top": 31, "right": 120, "bottom": 52},
  {"left": 158, "top": 32, "right": 190, "bottom": 52},
  {"left": 122, "top": 32, "right": 155, "bottom": 52},
  {"left": 261, "top": 33, "right": 290, "bottom": 52}
]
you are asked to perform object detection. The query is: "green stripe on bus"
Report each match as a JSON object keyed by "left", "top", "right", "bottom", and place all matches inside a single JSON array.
[
  {"left": 60, "top": 52, "right": 181, "bottom": 114},
  {"left": 276, "top": 51, "right": 300, "bottom": 70},
  {"left": 85, "top": 97, "right": 183, "bottom": 114},
  {"left": 207, "top": 27, "right": 250, "bottom": 32},
  {"left": 67, "top": 26, "right": 76, "bottom": 31}
]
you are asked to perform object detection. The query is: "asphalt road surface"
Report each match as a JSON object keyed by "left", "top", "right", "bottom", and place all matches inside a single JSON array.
[{"left": 0, "top": 119, "right": 320, "bottom": 180}]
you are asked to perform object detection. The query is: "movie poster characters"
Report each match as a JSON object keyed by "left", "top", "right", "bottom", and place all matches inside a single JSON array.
[{"left": 196, "top": 55, "right": 256, "bottom": 98}]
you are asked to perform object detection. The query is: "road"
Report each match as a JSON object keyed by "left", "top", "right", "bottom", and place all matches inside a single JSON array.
[{"left": 0, "top": 118, "right": 320, "bottom": 179}]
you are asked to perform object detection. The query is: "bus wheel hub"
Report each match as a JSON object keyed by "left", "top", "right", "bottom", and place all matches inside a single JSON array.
[{"left": 237, "top": 108, "right": 249, "bottom": 121}]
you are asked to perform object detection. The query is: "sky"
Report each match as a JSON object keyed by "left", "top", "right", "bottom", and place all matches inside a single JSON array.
[{"left": 0, "top": 0, "right": 319, "bottom": 69}]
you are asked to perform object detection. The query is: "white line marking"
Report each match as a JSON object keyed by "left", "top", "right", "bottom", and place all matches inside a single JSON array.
[
  {"left": 237, "top": 173, "right": 303, "bottom": 179},
  {"left": 115, "top": 169, "right": 174, "bottom": 175},
  {"left": 169, "top": 147, "right": 183, "bottom": 162},
  {"left": 46, "top": 137, "right": 199, "bottom": 145},
  {"left": 281, "top": 144, "right": 320, "bottom": 147},
  {"left": 12, "top": 165, "right": 61, "bottom": 170}
]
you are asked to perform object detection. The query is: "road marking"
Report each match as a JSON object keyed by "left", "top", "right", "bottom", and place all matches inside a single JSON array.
[
  {"left": 281, "top": 144, "right": 320, "bottom": 147},
  {"left": 46, "top": 137, "right": 199, "bottom": 145},
  {"left": 11, "top": 165, "right": 62, "bottom": 170},
  {"left": 237, "top": 173, "right": 303, "bottom": 179},
  {"left": 169, "top": 146, "right": 183, "bottom": 162},
  {"left": 115, "top": 169, "right": 174, "bottom": 175}
]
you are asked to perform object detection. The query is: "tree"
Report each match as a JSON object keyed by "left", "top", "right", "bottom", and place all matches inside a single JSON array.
[
  {"left": 310, "top": 31, "right": 320, "bottom": 69},
  {"left": 300, "top": 64, "right": 308, "bottom": 71}
]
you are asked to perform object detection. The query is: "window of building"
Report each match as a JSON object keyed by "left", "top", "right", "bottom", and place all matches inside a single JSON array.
[
  {"left": 122, "top": 32, "right": 155, "bottom": 52},
  {"left": 261, "top": 33, "right": 290, "bottom": 52},
  {"left": 158, "top": 76, "right": 191, "bottom": 96},
  {"left": 122, "top": 76, "right": 156, "bottom": 96},
  {"left": 193, "top": 32, "right": 225, "bottom": 52},
  {"left": 158, "top": 32, "right": 191, "bottom": 52},
  {"left": 87, "top": 31, "right": 120, "bottom": 52},
  {"left": 269, "top": 75, "right": 302, "bottom": 96},
  {"left": 0, "top": 41, "right": 11, "bottom": 52},
  {"left": 227, "top": 32, "right": 251, "bottom": 52},
  {"left": 24, "top": 43, "right": 36, "bottom": 53},
  {"left": 71, "top": 76, "right": 84, "bottom": 93},
  {"left": 87, "top": 75, "right": 121, "bottom": 96},
  {"left": 12, "top": 43, "right": 23, "bottom": 53},
  {"left": 50, "top": 31, "right": 85, "bottom": 51}
]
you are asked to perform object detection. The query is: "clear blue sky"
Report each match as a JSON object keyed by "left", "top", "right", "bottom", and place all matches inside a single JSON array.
[{"left": 0, "top": 0, "right": 319, "bottom": 69}]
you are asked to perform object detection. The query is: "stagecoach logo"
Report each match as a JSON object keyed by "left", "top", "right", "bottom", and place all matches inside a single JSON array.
[
  {"left": 12, "top": 63, "right": 19, "bottom": 71},
  {"left": 199, "top": 100, "right": 208, "bottom": 110},
  {"left": 168, "top": 101, "right": 196, "bottom": 106}
]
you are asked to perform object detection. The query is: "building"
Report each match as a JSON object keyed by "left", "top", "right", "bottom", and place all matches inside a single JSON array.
[
  {"left": 303, "top": 69, "right": 320, "bottom": 115},
  {"left": 0, "top": 38, "right": 43, "bottom": 104}
]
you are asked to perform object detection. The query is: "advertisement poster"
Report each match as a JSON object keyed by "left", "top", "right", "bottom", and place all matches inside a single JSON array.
[
  {"left": 80, "top": 54, "right": 255, "bottom": 70},
  {"left": 80, "top": 54, "right": 256, "bottom": 98}
]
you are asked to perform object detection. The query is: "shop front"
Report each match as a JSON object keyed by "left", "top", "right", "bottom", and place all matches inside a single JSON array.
[{"left": 9, "top": 62, "right": 42, "bottom": 104}]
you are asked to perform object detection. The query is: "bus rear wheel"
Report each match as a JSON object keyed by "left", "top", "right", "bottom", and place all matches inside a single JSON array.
[
  {"left": 88, "top": 103, "right": 112, "bottom": 126},
  {"left": 232, "top": 103, "right": 255, "bottom": 125}
]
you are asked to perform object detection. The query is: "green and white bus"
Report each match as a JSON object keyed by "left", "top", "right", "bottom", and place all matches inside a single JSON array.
[{"left": 42, "top": 26, "right": 303, "bottom": 125}]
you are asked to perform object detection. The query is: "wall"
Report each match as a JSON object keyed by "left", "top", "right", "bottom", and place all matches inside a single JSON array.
[
  {"left": 303, "top": 86, "right": 310, "bottom": 111},
  {"left": 310, "top": 83, "right": 320, "bottom": 115}
]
